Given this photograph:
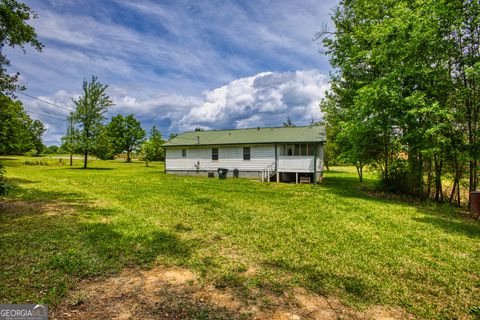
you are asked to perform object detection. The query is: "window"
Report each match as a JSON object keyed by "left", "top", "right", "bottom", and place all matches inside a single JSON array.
[
  {"left": 307, "top": 144, "right": 315, "bottom": 156},
  {"left": 281, "top": 144, "right": 316, "bottom": 156},
  {"left": 286, "top": 145, "right": 293, "bottom": 156},
  {"left": 212, "top": 148, "right": 219, "bottom": 160},
  {"left": 181, "top": 149, "right": 187, "bottom": 157},
  {"left": 294, "top": 144, "right": 300, "bottom": 156},
  {"left": 243, "top": 147, "right": 251, "bottom": 160},
  {"left": 301, "top": 144, "right": 307, "bottom": 155}
]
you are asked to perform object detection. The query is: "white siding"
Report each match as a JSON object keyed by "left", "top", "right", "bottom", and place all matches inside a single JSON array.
[
  {"left": 317, "top": 144, "right": 324, "bottom": 172},
  {"left": 276, "top": 144, "right": 325, "bottom": 173},
  {"left": 166, "top": 145, "right": 275, "bottom": 171},
  {"left": 278, "top": 156, "right": 314, "bottom": 172}
]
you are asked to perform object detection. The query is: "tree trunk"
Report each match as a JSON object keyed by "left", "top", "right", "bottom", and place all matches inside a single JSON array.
[
  {"left": 449, "top": 156, "right": 459, "bottom": 205},
  {"left": 84, "top": 149, "right": 88, "bottom": 169},
  {"left": 408, "top": 144, "right": 423, "bottom": 198},
  {"left": 434, "top": 155, "right": 443, "bottom": 202},
  {"left": 356, "top": 165, "right": 363, "bottom": 182},
  {"left": 127, "top": 150, "right": 131, "bottom": 162},
  {"left": 70, "top": 153, "right": 73, "bottom": 166},
  {"left": 426, "top": 158, "right": 432, "bottom": 198},
  {"left": 384, "top": 142, "right": 389, "bottom": 191},
  {"left": 457, "top": 181, "right": 461, "bottom": 207}
]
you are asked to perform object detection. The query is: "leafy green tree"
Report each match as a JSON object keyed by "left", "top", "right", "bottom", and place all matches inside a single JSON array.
[
  {"left": 139, "top": 126, "right": 165, "bottom": 165},
  {"left": 318, "top": 0, "right": 480, "bottom": 202},
  {"left": 0, "top": 95, "right": 45, "bottom": 155},
  {"left": 93, "top": 126, "right": 115, "bottom": 160},
  {"left": 72, "top": 76, "right": 113, "bottom": 169},
  {"left": 29, "top": 119, "right": 44, "bottom": 155},
  {"left": 107, "top": 114, "right": 145, "bottom": 162},
  {"left": 0, "top": 0, "right": 43, "bottom": 95},
  {"left": 44, "top": 145, "right": 59, "bottom": 154},
  {"left": 140, "top": 139, "right": 155, "bottom": 166},
  {"left": 61, "top": 113, "right": 79, "bottom": 166},
  {"left": 148, "top": 126, "right": 164, "bottom": 161}
]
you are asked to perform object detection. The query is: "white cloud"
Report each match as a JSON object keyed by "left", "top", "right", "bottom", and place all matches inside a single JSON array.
[
  {"left": 177, "top": 69, "right": 329, "bottom": 131},
  {"left": 12, "top": 0, "right": 336, "bottom": 144},
  {"left": 25, "top": 69, "right": 329, "bottom": 144}
]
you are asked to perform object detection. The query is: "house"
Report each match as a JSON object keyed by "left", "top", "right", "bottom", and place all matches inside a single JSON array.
[{"left": 163, "top": 125, "right": 326, "bottom": 183}]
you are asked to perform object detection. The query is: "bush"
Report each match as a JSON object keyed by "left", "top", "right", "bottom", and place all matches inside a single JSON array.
[
  {"left": 0, "top": 165, "right": 11, "bottom": 196},
  {"left": 24, "top": 148, "right": 38, "bottom": 157},
  {"left": 377, "top": 159, "right": 410, "bottom": 194},
  {"left": 44, "top": 145, "right": 59, "bottom": 154}
]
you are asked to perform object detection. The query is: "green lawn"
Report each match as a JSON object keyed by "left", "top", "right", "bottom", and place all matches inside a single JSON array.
[{"left": 0, "top": 156, "right": 479, "bottom": 319}]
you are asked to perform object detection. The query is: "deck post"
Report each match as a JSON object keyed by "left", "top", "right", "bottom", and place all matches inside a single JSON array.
[
  {"left": 276, "top": 172, "right": 279, "bottom": 183},
  {"left": 163, "top": 146, "right": 167, "bottom": 174},
  {"left": 296, "top": 172, "right": 298, "bottom": 184},
  {"left": 313, "top": 144, "right": 317, "bottom": 185}
]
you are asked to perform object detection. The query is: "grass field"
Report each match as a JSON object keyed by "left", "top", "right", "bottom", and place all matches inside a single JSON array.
[{"left": 0, "top": 156, "right": 479, "bottom": 319}]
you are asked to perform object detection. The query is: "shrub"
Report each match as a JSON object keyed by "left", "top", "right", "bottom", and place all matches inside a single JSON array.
[
  {"left": 0, "top": 165, "right": 11, "bottom": 196},
  {"left": 24, "top": 148, "right": 38, "bottom": 157},
  {"left": 377, "top": 159, "right": 410, "bottom": 194}
]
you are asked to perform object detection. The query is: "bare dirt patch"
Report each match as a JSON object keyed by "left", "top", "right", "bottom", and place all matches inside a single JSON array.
[
  {"left": 52, "top": 266, "right": 413, "bottom": 320},
  {"left": 0, "top": 199, "right": 79, "bottom": 217}
]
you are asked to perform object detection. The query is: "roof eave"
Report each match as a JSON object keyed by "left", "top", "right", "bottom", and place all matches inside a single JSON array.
[{"left": 163, "top": 140, "right": 326, "bottom": 148}]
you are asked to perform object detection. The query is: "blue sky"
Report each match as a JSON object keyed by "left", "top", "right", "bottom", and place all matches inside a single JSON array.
[{"left": 7, "top": 0, "right": 338, "bottom": 145}]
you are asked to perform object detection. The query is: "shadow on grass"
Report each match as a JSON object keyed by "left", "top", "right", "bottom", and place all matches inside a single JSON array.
[
  {"left": 67, "top": 167, "right": 114, "bottom": 170},
  {"left": 80, "top": 222, "right": 192, "bottom": 268},
  {"left": 321, "top": 171, "right": 480, "bottom": 238},
  {"left": 321, "top": 174, "right": 375, "bottom": 199},
  {"left": 7, "top": 177, "right": 38, "bottom": 184},
  {"left": 263, "top": 259, "right": 378, "bottom": 303},
  {"left": 412, "top": 216, "right": 480, "bottom": 239},
  {"left": 0, "top": 185, "right": 195, "bottom": 305}
]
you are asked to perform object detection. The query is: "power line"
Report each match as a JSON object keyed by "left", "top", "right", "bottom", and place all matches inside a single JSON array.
[
  {"left": 15, "top": 90, "right": 74, "bottom": 112},
  {"left": 24, "top": 109, "right": 66, "bottom": 122}
]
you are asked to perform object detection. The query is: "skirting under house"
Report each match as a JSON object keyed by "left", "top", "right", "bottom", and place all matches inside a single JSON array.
[{"left": 163, "top": 125, "right": 326, "bottom": 184}]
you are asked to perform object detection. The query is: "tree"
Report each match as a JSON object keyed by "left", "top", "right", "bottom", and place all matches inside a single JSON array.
[
  {"left": 140, "top": 127, "right": 165, "bottom": 165},
  {"left": 61, "top": 113, "right": 79, "bottom": 166},
  {"left": 318, "top": 0, "right": 480, "bottom": 202},
  {"left": 93, "top": 126, "right": 115, "bottom": 160},
  {"left": 140, "top": 140, "right": 155, "bottom": 166},
  {"left": 148, "top": 126, "right": 165, "bottom": 161},
  {"left": 283, "top": 117, "right": 295, "bottom": 127},
  {"left": 0, "top": 0, "right": 43, "bottom": 95},
  {"left": 72, "top": 76, "right": 113, "bottom": 169},
  {"left": 107, "top": 114, "right": 145, "bottom": 162},
  {"left": 44, "top": 145, "right": 59, "bottom": 154},
  {"left": 29, "top": 119, "right": 44, "bottom": 155},
  {"left": 0, "top": 95, "right": 45, "bottom": 155}
]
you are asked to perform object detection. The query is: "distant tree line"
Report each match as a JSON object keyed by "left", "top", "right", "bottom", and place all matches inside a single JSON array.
[{"left": 319, "top": 0, "right": 480, "bottom": 206}]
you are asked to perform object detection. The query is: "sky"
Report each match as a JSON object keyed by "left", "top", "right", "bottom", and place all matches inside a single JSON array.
[{"left": 6, "top": 0, "right": 339, "bottom": 145}]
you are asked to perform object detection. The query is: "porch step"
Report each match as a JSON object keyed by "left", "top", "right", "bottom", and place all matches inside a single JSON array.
[{"left": 261, "top": 162, "right": 276, "bottom": 182}]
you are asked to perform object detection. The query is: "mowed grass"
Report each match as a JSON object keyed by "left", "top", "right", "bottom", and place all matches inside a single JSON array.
[{"left": 0, "top": 156, "right": 479, "bottom": 319}]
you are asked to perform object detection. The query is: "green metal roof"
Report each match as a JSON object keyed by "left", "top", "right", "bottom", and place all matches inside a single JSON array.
[{"left": 164, "top": 125, "right": 326, "bottom": 147}]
